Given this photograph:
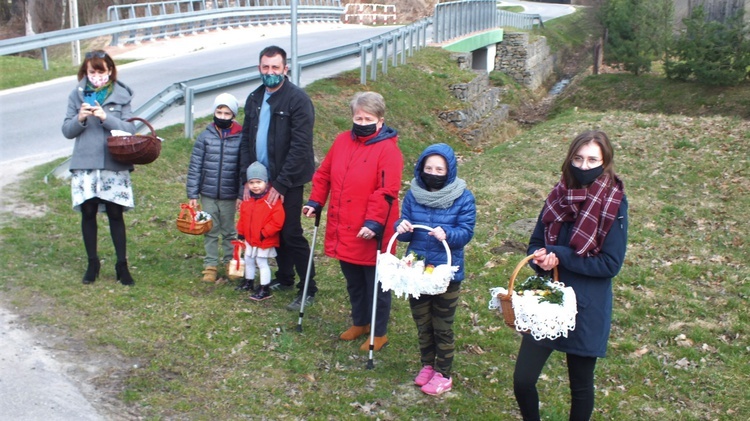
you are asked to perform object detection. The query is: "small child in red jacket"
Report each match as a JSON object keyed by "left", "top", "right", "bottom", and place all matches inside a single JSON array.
[{"left": 236, "top": 161, "right": 285, "bottom": 301}]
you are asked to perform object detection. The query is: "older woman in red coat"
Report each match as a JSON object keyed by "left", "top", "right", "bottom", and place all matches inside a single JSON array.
[{"left": 303, "top": 91, "right": 403, "bottom": 351}]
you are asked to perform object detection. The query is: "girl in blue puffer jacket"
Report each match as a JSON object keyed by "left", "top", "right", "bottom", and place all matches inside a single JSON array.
[{"left": 394, "top": 143, "right": 476, "bottom": 396}]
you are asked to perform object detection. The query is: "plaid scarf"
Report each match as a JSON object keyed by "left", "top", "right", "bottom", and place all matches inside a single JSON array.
[{"left": 541, "top": 175, "right": 624, "bottom": 256}]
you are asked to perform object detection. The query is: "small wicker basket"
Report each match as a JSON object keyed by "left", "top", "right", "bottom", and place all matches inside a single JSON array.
[
  {"left": 498, "top": 254, "right": 559, "bottom": 330},
  {"left": 176, "top": 204, "right": 213, "bottom": 235},
  {"left": 107, "top": 117, "right": 162, "bottom": 165}
]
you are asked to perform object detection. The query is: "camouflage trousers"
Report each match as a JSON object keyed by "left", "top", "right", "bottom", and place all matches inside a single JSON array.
[{"left": 409, "top": 282, "right": 461, "bottom": 378}]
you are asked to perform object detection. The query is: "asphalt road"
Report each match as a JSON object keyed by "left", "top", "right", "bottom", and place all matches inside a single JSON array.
[{"left": 0, "top": 24, "right": 396, "bottom": 170}]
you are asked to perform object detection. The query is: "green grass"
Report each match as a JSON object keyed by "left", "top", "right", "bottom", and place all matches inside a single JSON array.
[{"left": 2, "top": 31, "right": 750, "bottom": 421}]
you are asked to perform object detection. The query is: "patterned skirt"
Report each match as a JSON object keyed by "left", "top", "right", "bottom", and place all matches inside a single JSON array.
[{"left": 70, "top": 169, "right": 134, "bottom": 212}]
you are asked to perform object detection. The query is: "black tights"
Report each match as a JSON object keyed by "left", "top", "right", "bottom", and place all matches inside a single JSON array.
[
  {"left": 80, "top": 198, "right": 127, "bottom": 262},
  {"left": 513, "top": 335, "right": 597, "bottom": 421}
]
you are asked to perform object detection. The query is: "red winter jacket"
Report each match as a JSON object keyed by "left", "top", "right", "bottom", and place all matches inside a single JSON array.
[
  {"left": 308, "top": 126, "right": 403, "bottom": 266},
  {"left": 236, "top": 190, "right": 285, "bottom": 249}
]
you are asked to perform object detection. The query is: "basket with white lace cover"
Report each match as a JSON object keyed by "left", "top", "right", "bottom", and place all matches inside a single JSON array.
[
  {"left": 377, "top": 224, "right": 458, "bottom": 299},
  {"left": 488, "top": 254, "right": 577, "bottom": 341}
]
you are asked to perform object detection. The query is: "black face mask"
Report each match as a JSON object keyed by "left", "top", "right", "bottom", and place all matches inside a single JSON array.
[
  {"left": 570, "top": 163, "right": 604, "bottom": 186},
  {"left": 420, "top": 172, "right": 448, "bottom": 191},
  {"left": 214, "top": 116, "right": 233, "bottom": 130},
  {"left": 352, "top": 123, "right": 378, "bottom": 137}
]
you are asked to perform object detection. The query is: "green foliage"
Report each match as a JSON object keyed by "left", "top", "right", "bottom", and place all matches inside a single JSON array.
[
  {"left": 665, "top": 7, "right": 750, "bottom": 86},
  {"left": 551, "top": 73, "right": 750, "bottom": 119},
  {"left": 599, "top": 0, "right": 673, "bottom": 75}
]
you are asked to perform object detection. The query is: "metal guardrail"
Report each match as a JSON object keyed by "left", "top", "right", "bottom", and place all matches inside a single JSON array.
[
  {"left": 434, "top": 0, "right": 498, "bottom": 44},
  {"left": 0, "top": 6, "right": 343, "bottom": 69},
  {"left": 433, "top": 0, "right": 542, "bottom": 44},
  {"left": 107, "top": 0, "right": 342, "bottom": 20},
  {"left": 496, "top": 9, "right": 544, "bottom": 30},
  {"left": 170, "top": 19, "right": 431, "bottom": 138}
]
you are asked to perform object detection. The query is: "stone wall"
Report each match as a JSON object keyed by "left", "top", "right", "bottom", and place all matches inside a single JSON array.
[
  {"left": 494, "top": 32, "right": 555, "bottom": 91},
  {"left": 438, "top": 63, "right": 510, "bottom": 146}
]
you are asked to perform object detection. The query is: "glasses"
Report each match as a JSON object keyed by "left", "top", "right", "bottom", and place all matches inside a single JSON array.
[
  {"left": 85, "top": 51, "right": 107, "bottom": 59},
  {"left": 572, "top": 156, "right": 602, "bottom": 166}
]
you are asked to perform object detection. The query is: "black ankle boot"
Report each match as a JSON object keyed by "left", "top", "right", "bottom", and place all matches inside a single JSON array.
[
  {"left": 82, "top": 258, "right": 100, "bottom": 284},
  {"left": 115, "top": 261, "right": 134, "bottom": 286},
  {"left": 235, "top": 278, "right": 255, "bottom": 292}
]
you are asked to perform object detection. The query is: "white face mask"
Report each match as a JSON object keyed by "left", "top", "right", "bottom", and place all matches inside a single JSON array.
[{"left": 89, "top": 74, "right": 110, "bottom": 88}]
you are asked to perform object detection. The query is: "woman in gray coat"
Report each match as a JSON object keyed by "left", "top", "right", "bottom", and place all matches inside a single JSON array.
[{"left": 61, "top": 50, "right": 137, "bottom": 286}]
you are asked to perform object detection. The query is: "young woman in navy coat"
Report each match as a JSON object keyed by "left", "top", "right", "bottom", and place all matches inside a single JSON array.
[{"left": 514, "top": 130, "right": 628, "bottom": 420}]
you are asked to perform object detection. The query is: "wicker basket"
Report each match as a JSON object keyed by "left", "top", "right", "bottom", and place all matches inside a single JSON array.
[
  {"left": 176, "top": 204, "right": 213, "bottom": 235},
  {"left": 377, "top": 224, "right": 456, "bottom": 299},
  {"left": 498, "top": 254, "right": 559, "bottom": 330},
  {"left": 107, "top": 117, "right": 162, "bottom": 165}
]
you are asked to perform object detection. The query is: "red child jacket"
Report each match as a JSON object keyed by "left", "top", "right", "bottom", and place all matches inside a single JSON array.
[{"left": 236, "top": 191, "right": 285, "bottom": 249}]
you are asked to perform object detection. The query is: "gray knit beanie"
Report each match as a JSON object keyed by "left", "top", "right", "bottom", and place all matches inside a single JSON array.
[
  {"left": 213, "top": 92, "right": 239, "bottom": 116},
  {"left": 246, "top": 161, "right": 269, "bottom": 182}
]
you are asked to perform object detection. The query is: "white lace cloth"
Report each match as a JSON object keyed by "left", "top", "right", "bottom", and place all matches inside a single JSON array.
[
  {"left": 377, "top": 253, "right": 458, "bottom": 299},
  {"left": 489, "top": 281, "right": 578, "bottom": 340}
]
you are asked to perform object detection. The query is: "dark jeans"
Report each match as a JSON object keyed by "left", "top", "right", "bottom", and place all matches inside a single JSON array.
[
  {"left": 339, "top": 260, "right": 391, "bottom": 336},
  {"left": 513, "top": 334, "right": 597, "bottom": 421},
  {"left": 274, "top": 185, "right": 316, "bottom": 296}
]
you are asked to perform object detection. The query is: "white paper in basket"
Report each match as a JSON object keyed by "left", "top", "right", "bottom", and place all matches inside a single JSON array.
[
  {"left": 378, "top": 253, "right": 458, "bottom": 299},
  {"left": 110, "top": 130, "right": 132, "bottom": 137},
  {"left": 489, "top": 283, "right": 578, "bottom": 341}
]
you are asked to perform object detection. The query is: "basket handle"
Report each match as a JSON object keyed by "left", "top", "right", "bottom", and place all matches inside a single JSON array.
[
  {"left": 386, "top": 224, "right": 451, "bottom": 267},
  {"left": 179, "top": 203, "right": 198, "bottom": 231},
  {"left": 126, "top": 117, "right": 156, "bottom": 138},
  {"left": 231, "top": 240, "right": 245, "bottom": 270},
  {"left": 505, "top": 254, "right": 560, "bottom": 297}
]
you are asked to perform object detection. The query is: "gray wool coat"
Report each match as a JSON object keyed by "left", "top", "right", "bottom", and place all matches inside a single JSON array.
[{"left": 62, "top": 78, "right": 137, "bottom": 171}]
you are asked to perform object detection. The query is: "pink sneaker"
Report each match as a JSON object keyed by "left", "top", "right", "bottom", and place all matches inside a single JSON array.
[
  {"left": 421, "top": 372, "right": 452, "bottom": 396},
  {"left": 414, "top": 365, "right": 435, "bottom": 386}
]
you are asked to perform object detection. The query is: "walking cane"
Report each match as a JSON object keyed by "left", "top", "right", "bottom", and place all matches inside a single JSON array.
[
  {"left": 296, "top": 211, "right": 321, "bottom": 332},
  {"left": 366, "top": 193, "right": 394, "bottom": 369}
]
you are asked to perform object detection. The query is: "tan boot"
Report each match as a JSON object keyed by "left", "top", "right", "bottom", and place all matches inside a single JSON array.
[
  {"left": 360, "top": 335, "right": 388, "bottom": 351},
  {"left": 339, "top": 325, "right": 370, "bottom": 341},
  {"left": 202, "top": 266, "right": 217, "bottom": 282}
]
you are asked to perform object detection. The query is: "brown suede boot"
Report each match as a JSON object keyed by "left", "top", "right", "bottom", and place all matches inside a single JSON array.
[
  {"left": 360, "top": 335, "right": 389, "bottom": 351},
  {"left": 339, "top": 325, "right": 370, "bottom": 341},
  {"left": 202, "top": 266, "right": 217, "bottom": 282}
]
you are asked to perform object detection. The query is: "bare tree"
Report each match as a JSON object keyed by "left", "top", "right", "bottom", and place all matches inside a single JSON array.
[{"left": 25, "top": 0, "right": 34, "bottom": 35}]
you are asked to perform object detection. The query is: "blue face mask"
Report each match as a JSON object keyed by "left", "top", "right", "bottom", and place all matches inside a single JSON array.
[{"left": 260, "top": 73, "right": 284, "bottom": 89}]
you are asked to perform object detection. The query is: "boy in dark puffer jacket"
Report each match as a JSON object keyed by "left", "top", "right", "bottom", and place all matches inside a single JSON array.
[{"left": 187, "top": 93, "right": 243, "bottom": 282}]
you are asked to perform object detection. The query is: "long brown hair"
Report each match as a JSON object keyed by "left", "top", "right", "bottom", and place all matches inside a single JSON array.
[
  {"left": 561, "top": 130, "right": 616, "bottom": 188},
  {"left": 76, "top": 50, "right": 117, "bottom": 83}
]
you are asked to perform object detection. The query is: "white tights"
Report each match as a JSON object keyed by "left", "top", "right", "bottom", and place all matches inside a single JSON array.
[{"left": 244, "top": 254, "right": 271, "bottom": 286}]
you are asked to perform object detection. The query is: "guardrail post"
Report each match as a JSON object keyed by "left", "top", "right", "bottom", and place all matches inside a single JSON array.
[
  {"left": 370, "top": 41, "right": 378, "bottom": 82},
  {"left": 41, "top": 47, "right": 49, "bottom": 70},
  {"left": 360, "top": 44, "right": 368, "bottom": 85},
  {"left": 185, "top": 86, "right": 195, "bottom": 139},
  {"left": 392, "top": 32, "right": 399, "bottom": 67},
  {"left": 382, "top": 37, "right": 388, "bottom": 75}
]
